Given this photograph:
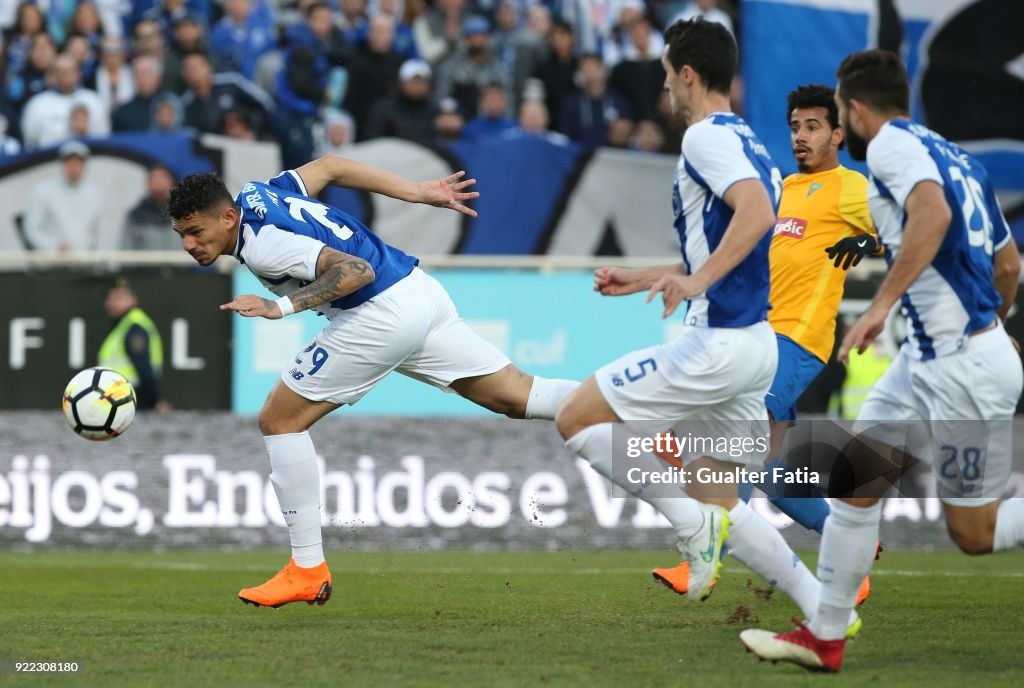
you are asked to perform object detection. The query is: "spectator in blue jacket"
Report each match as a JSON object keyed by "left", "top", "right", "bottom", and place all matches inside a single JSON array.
[
  {"left": 559, "top": 53, "right": 631, "bottom": 149},
  {"left": 461, "top": 81, "right": 517, "bottom": 142},
  {"left": 209, "top": 0, "right": 276, "bottom": 79}
]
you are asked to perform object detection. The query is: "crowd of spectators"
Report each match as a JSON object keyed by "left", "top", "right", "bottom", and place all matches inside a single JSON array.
[
  {"left": 2, "top": 0, "right": 739, "bottom": 251},
  {"left": 0, "top": 0, "right": 740, "bottom": 162}
]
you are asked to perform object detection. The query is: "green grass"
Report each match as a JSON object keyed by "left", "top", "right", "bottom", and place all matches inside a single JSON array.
[{"left": 0, "top": 550, "right": 1022, "bottom": 687}]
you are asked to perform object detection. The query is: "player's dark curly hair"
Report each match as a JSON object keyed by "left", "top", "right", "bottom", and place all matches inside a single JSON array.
[
  {"left": 787, "top": 84, "right": 844, "bottom": 149},
  {"left": 167, "top": 173, "right": 234, "bottom": 221},
  {"left": 663, "top": 18, "right": 736, "bottom": 96},
  {"left": 836, "top": 49, "right": 909, "bottom": 114}
]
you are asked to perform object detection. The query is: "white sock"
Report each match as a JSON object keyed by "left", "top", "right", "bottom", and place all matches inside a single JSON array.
[
  {"left": 525, "top": 377, "right": 579, "bottom": 420},
  {"left": 809, "top": 500, "right": 881, "bottom": 640},
  {"left": 726, "top": 501, "right": 820, "bottom": 618},
  {"left": 993, "top": 498, "right": 1024, "bottom": 551},
  {"left": 265, "top": 431, "right": 324, "bottom": 568},
  {"left": 565, "top": 423, "right": 702, "bottom": 538}
]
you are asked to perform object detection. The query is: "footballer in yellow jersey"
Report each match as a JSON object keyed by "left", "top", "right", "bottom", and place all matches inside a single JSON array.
[
  {"left": 652, "top": 84, "right": 880, "bottom": 600},
  {"left": 757, "top": 85, "right": 879, "bottom": 433},
  {"left": 766, "top": 110, "right": 877, "bottom": 423},
  {"left": 769, "top": 166, "right": 874, "bottom": 365}
]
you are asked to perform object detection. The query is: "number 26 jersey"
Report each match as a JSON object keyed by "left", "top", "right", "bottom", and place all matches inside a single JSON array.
[
  {"left": 867, "top": 119, "right": 1010, "bottom": 360},
  {"left": 232, "top": 169, "right": 419, "bottom": 317}
]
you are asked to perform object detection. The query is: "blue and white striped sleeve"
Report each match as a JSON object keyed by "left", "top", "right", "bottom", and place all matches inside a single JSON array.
[
  {"left": 265, "top": 170, "right": 310, "bottom": 196},
  {"left": 681, "top": 121, "right": 759, "bottom": 198}
]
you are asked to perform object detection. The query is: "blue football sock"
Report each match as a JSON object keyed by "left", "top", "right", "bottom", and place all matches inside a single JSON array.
[
  {"left": 768, "top": 457, "right": 829, "bottom": 533},
  {"left": 743, "top": 459, "right": 830, "bottom": 533},
  {"left": 769, "top": 496, "right": 830, "bottom": 533}
]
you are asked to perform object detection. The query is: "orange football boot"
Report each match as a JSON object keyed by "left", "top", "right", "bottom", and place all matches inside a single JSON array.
[
  {"left": 238, "top": 558, "right": 332, "bottom": 608},
  {"left": 854, "top": 575, "right": 870, "bottom": 606},
  {"left": 656, "top": 545, "right": 876, "bottom": 604},
  {"left": 854, "top": 541, "right": 884, "bottom": 606},
  {"left": 652, "top": 561, "right": 715, "bottom": 596}
]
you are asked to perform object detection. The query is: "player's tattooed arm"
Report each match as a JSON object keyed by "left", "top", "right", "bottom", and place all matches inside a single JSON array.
[
  {"left": 220, "top": 248, "right": 375, "bottom": 319},
  {"left": 288, "top": 248, "right": 375, "bottom": 314}
]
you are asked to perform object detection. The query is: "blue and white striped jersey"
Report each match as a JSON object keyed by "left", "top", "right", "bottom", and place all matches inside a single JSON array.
[
  {"left": 232, "top": 170, "right": 418, "bottom": 318},
  {"left": 867, "top": 119, "right": 1010, "bottom": 360},
  {"left": 673, "top": 112, "right": 782, "bottom": 328}
]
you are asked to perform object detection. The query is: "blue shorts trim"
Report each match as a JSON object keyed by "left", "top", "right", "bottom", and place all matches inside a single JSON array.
[{"left": 765, "top": 334, "right": 825, "bottom": 423}]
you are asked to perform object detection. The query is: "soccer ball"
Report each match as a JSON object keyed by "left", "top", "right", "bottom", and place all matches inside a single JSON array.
[{"left": 62, "top": 367, "right": 137, "bottom": 441}]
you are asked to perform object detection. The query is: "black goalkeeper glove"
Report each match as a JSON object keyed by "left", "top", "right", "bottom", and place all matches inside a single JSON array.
[{"left": 825, "top": 235, "right": 878, "bottom": 270}]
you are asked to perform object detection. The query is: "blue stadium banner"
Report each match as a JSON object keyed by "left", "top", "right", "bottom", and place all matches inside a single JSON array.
[
  {"left": 315, "top": 138, "right": 679, "bottom": 257},
  {"left": 742, "top": 0, "right": 1024, "bottom": 238},
  {"left": 0, "top": 133, "right": 215, "bottom": 181}
]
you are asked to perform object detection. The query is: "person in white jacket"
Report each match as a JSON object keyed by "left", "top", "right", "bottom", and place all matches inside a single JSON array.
[
  {"left": 22, "top": 141, "right": 106, "bottom": 252},
  {"left": 20, "top": 54, "right": 110, "bottom": 150}
]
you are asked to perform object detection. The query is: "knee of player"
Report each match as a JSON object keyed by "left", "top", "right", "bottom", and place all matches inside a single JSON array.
[
  {"left": 554, "top": 404, "right": 582, "bottom": 441},
  {"left": 947, "top": 524, "right": 994, "bottom": 555},
  {"left": 256, "top": 411, "right": 276, "bottom": 436},
  {"left": 257, "top": 408, "right": 293, "bottom": 436},
  {"left": 955, "top": 537, "right": 993, "bottom": 556},
  {"left": 502, "top": 404, "right": 526, "bottom": 420},
  {"left": 487, "top": 395, "right": 526, "bottom": 420},
  {"left": 485, "top": 370, "right": 532, "bottom": 419}
]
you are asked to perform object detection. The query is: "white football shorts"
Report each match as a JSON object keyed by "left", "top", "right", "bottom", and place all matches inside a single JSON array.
[
  {"left": 854, "top": 324, "right": 1023, "bottom": 505},
  {"left": 595, "top": 320, "right": 777, "bottom": 467},
  {"left": 282, "top": 267, "right": 511, "bottom": 405}
]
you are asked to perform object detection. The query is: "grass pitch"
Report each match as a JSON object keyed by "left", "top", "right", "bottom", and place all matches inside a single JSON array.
[{"left": 0, "top": 549, "right": 1021, "bottom": 687}]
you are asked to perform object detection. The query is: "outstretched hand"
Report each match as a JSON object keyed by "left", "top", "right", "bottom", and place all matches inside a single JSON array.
[
  {"left": 220, "top": 294, "right": 282, "bottom": 319},
  {"left": 594, "top": 267, "right": 646, "bottom": 296},
  {"left": 417, "top": 171, "right": 480, "bottom": 217},
  {"left": 646, "top": 273, "right": 707, "bottom": 319},
  {"left": 837, "top": 305, "right": 888, "bottom": 364}
]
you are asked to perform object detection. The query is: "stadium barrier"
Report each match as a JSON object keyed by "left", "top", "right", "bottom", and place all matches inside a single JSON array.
[
  {"left": 3, "top": 254, "right": 1024, "bottom": 413},
  {"left": 4, "top": 411, "right": 1024, "bottom": 550},
  {"left": 0, "top": 254, "right": 895, "bottom": 414}
]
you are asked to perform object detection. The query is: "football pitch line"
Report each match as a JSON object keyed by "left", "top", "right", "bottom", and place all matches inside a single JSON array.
[
  {"left": 868, "top": 568, "right": 1024, "bottom": 578},
  {"left": 128, "top": 560, "right": 1024, "bottom": 578}
]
